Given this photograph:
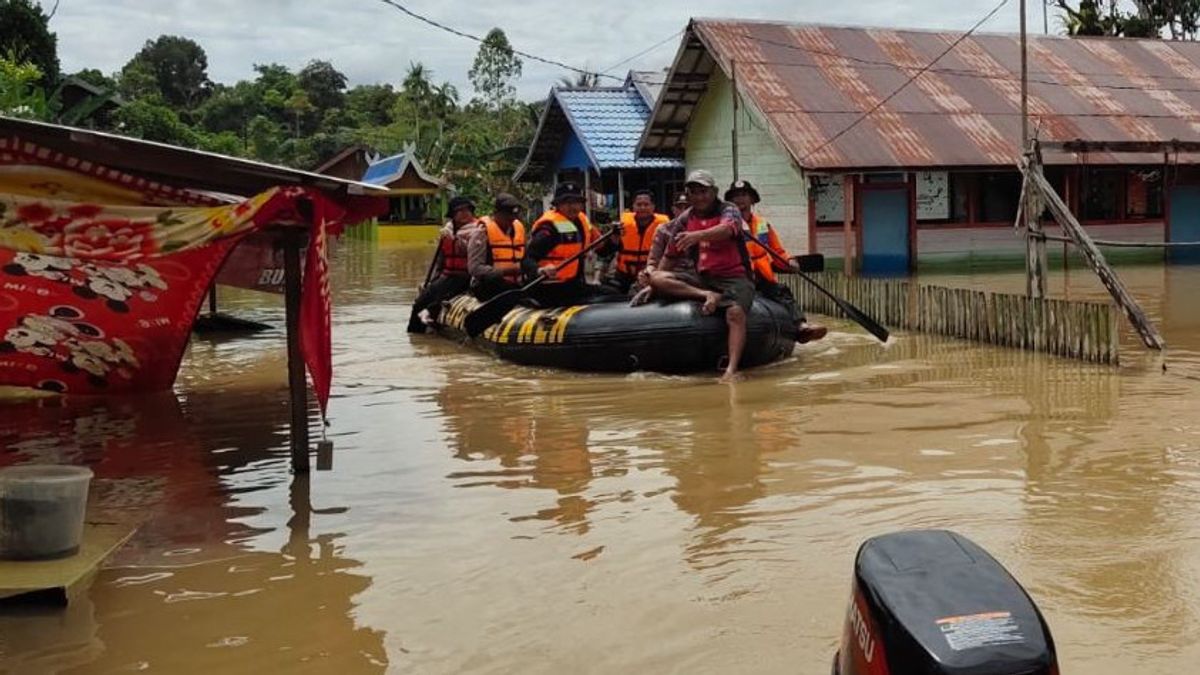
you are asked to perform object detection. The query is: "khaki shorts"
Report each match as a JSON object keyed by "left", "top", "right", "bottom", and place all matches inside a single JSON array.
[{"left": 662, "top": 270, "right": 755, "bottom": 312}]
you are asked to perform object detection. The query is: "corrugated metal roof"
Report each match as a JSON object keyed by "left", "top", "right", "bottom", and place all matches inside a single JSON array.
[
  {"left": 627, "top": 69, "right": 667, "bottom": 107},
  {"left": 640, "top": 19, "right": 1200, "bottom": 170},
  {"left": 514, "top": 87, "right": 683, "bottom": 183}
]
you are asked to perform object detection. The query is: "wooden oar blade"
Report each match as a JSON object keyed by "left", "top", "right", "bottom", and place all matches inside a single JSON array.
[
  {"left": 795, "top": 271, "right": 890, "bottom": 343},
  {"left": 792, "top": 254, "right": 825, "bottom": 273},
  {"left": 833, "top": 296, "right": 890, "bottom": 342},
  {"left": 464, "top": 291, "right": 523, "bottom": 337}
]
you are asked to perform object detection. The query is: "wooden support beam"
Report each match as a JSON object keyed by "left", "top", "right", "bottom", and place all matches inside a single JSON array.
[
  {"left": 282, "top": 228, "right": 310, "bottom": 474},
  {"left": 207, "top": 285, "right": 217, "bottom": 315},
  {"left": 1025, "top": 163, "right": 1165, "bottom": 350}
]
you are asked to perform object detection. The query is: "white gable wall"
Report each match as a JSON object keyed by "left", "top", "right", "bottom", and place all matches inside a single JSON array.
[{"left": 683, "top": 69, "right": 809, "bottom": 252}]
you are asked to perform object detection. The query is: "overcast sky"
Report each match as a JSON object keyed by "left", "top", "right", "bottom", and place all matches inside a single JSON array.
[{"left": 49, "top": 0, "right": 1056, "bottom": 100}]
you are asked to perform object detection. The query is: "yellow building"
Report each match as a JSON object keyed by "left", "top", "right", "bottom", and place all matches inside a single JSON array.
[{"left": 359, "top": 146, "right": 450, "bottom": 245}]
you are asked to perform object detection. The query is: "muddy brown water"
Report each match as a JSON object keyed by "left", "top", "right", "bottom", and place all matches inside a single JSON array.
[{"left": 3, "top": 240, "right": 1200, "bottom": 674}]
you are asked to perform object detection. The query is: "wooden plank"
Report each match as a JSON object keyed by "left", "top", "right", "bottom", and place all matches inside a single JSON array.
[{"left": 0, "top": 523, "right": 137, "bottom": 605}]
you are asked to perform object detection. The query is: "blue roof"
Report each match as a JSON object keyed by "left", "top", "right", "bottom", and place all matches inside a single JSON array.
[
  {"left": 360, "top": 151, "right": 445, "bottom": 188},
  {"left": 555, "top": 89, "right": 683, "bottom": 171},
  {"left": 362, "top": 153, "right": 406, "bottom": 186}
]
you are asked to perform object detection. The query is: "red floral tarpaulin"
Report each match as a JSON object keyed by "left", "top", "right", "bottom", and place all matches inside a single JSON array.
[{"left": 0, "top": 136, "right": 383, "bottom": 414}]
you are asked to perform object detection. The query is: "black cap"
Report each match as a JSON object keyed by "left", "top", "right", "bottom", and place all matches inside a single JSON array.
[
  {"left": 494, "top": 192, "right": 523, "bottom": 215},
  {"left": 446, "top": 196, "right": 476, "bottom": 217},
  {"left": 552, "top": 182, "right": 585, "bottom": 205},
  {"left": 724, "top": 179, "right": 760, "bottom": 204},
  {"left": 673, "top": 192, "right": 689, "bottom": 206}
]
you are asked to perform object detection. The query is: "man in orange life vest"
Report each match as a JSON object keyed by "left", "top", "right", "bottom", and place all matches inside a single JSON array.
[
  {"left": 606, "top": 189, "right": 669, "bottom": 294},
  {"left": 726, "top": 180, "right": 828, "bottom": 344},
  {"left": 407, "top": 195, "right": 480, "bottom": 333},
  {"left": 647, "top": 170, "right": 756, "bottom": 382},
  {"left": 467, "top": 193, "right": 526, "bottom": 301},
  {"left": 520, "top": 181, "right": 617, "bottom": 307}
]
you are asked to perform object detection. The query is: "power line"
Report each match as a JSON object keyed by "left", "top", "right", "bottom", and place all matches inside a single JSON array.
[
  {"left": 376, "top": 0, "right": 623, "bottom": 82},
  {"left": 801, "top": 0, "right": 1011, "bottom": 161},
  {"left": 602, "top": 30, "right": 684, "bottom": 75}
]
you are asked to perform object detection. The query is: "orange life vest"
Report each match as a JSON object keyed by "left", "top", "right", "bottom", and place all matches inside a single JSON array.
[
  {"left": 531, "top": 209, "right": 593, "bottom": 283},
  {"left": 438, "top": 222, "right": 474, "bottom": 277},
  {"left": 745, "top": 213, "right": 778, "bottom": 284},
  {"left": 480, "top": 216, "right": 526, "bottom": 282},
  {"left": 616, "top": 212, "right": 669, "bottom": 275}
]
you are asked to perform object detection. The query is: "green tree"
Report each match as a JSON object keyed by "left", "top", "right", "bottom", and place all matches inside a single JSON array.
[
  {"left": 246, "top": 114, "right": 284, "bottom": 163},
  {"left": 196, "top": 81, "right": 258, "bottom": 135},
  {"left": 0, "top": 55, "right": 50, "bottom": 119},
  {"left": 113, "top": 99, "right": 198, "bottom": 146},
  {"left": 345, "top": 83, "right": 399, "bottom": 126},
  {"left": 557, "top": 71, "right": 599, "bottom": 88},
  {"left": 0, "top": 0, "right": 58, "bottom": 87},
  {"left": 285, "top": 89, "right": 314, "bottom": 137},
  {"left": 1057, "top": 0, "right": 1200, "bottom": 38},
  {"left": 297, "top": 59, "right": 346, "bottom": 113},
  {"left": 468, "top": 28, "right": 522, "bottom": 109},
  {"left": 121, "top": 35, "right": 211, "bottom": 109},
  {"left": 70, "top": 68, "right": 116, "bottom": 90},
  {"left": 117, "top": 59, "right": 158, "bottom": 100}
]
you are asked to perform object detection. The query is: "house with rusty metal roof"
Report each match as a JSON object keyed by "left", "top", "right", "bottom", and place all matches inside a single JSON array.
[
  {"left": 515, "top": 71, "right": 684, "bottom": 219},
  {"left": 640, "top": 19, "right": 1200, "bottom": 273}
]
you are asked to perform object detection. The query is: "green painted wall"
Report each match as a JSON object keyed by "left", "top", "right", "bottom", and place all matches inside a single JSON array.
[{"left": 685, "top": 69, "right": 808, "bottom": 251}]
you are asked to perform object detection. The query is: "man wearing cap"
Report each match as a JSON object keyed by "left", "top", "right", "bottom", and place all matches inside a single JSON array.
[
  {"left": 407, "top": 196, "right": 481, "bottom": 333},
  {"left": 467, "top": 193, "right": 526, "bottom": 301},
  {"left": 520, "top": 181, "right": 616, "bottom": 306},
  {"left": 726, "top": 180, "right": 827, "bottom": 344},
  {"left": 671, "top": 192, "right": 689, "bottom": 219},
  {"left": 607, "top": 189, "right": 670, "bottom": 294},
  {"left": 646, "top": 170, "right": 756, "bottom": 382}
]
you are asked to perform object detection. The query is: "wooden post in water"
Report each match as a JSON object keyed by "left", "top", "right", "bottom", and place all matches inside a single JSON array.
[
  {"left": 207, "top": 285, "right": 217, "bottom": 315},
  {"left": 1026, "top": 164, "right": 1164, "bottom": 350},
  {"left": 843, "top": 175, "right": 855, "bottom": 277},
  {"left": 282, "top": 228, "right": 310, "bottom": 474}
]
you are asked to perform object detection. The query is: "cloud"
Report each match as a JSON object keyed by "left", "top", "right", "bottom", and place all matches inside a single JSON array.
[{"left": 49, "top": 0, "right": 1041, "bottom": 100}]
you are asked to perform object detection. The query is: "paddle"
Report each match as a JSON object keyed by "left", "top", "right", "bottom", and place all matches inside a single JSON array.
[
  {"left": 464, "top": 228, "right": 617, "bottom": 338},
  {"left": 418, "top": 246, "right": 443, "bottom": 291},
  {"left": 747, "top": 233, "right": 889, "bottom": 343}
]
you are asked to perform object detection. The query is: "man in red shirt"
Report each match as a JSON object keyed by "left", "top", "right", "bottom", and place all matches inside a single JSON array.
[{"left": 646, "top": 170, "right": 755, "bottom": 382}]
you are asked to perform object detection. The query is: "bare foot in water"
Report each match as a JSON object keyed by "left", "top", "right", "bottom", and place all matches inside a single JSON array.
[
  {"left": 700, "top": 291, "right": 721, "bottom": 316},
  {"left": 719, "top": 369, "right": 744, "bottom": 384}
]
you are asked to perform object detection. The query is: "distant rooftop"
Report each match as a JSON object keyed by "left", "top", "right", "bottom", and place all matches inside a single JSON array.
[{"left": 515, "top": 86, "right": 684, "bottom": 182}]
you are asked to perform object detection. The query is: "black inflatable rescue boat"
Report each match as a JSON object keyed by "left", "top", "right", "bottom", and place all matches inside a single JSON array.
[
  {"left": 431, "top": 294, "right": 799, "bottom": 373},
  {"left": 834, "top": 530, "right": 1058, "bottom": 675}
]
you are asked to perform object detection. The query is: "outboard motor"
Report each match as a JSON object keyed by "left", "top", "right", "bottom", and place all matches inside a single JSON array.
[{"left": 833, "top": 530, "right": 1058, "bottom": 675}]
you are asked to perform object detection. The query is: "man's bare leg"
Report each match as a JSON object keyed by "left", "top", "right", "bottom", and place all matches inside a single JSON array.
[
  {"left": 721, "top": 305, "right": 747, "bottom": 383},
  {"left": 649, "top": 272, "right": 722, "bottom": 315}
]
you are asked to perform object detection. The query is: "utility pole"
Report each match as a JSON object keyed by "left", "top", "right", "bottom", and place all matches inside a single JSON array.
[
  {"left": 1021, "top": 0, "right": 1047, "bottom": 299},
  {"left": 1043, "top": 0, "right": 1049, "bottom": 34},
  {"left": 1021, "top": 0, "right": 1029, "bottom": 150}
]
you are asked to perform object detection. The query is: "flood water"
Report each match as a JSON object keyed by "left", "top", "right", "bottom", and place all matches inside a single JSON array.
[{"left": 3, "top": 240, "right": 1200, "bottom": 674}]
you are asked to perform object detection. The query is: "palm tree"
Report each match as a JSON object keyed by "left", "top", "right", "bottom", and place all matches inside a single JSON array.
[{"left": 557, "top": 71, "right": 599, "bottom": 89}]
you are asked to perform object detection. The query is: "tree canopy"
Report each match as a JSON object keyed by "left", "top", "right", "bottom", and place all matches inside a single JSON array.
[
  {"left": 2, "top": 27, "right": 545, "bottom": 204},
  {"left": 469, "top": 28, "right": 522, "bottom": 108},
  {"left": 0, "top": 0, "right": 59, "bottom": 86}
]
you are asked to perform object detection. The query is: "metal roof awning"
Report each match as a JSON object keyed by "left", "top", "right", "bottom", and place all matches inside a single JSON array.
[{"left": 0, "top": 116, "right": 387, "bottom": 197}]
